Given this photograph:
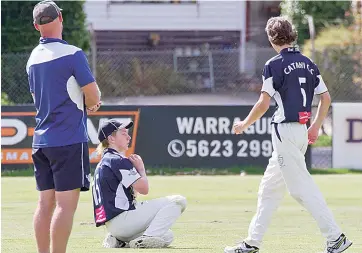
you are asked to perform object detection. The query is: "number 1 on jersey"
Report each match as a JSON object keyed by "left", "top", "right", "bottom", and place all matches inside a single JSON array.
[
  {"left": 92, "top": 173, "right": 101, "bottom": 205},
  {"left": 299, "top": 77, "right": 306, "bottom": 107}
]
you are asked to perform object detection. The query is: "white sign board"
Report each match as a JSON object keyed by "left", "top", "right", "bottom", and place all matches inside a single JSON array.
[{"left": 332, "top": 103, "right": 362, "bottom": 170}]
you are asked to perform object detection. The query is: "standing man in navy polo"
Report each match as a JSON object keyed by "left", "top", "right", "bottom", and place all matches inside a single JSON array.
[{"left": 26, "top": 1, "right": 101, "bottom": 253}]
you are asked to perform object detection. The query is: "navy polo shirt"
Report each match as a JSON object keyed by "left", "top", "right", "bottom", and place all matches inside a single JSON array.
[
  {"left": 26, "top": 37, "right": 95, "bottom": 148},
  {"left": 261, "top": 47, "right": 328, "bottom": 123},
  {"left": 92, "top": 148, "right": 141, "bottom": 227}
]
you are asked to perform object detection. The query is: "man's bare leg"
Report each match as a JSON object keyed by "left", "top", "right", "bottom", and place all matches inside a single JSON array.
[
  {"left": 50, "top": 189, "right": 80, "bottom": 253},
  {"left": 34, "top": 189, "right": 56, "bottom": 253}
]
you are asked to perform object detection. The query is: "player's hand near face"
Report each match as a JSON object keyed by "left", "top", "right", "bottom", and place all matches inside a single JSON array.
[
  {"left": 233, "top": 120, "right": 248, "bottom": 135},
  {"left": 307, "top": 123, "right": 319, "bottom": 144},
  {"left": 129, "top": 154, "right": 149, "bottom": 195},
  {"left": 128, "top": 154, "right": 145, "bottom": 173}
]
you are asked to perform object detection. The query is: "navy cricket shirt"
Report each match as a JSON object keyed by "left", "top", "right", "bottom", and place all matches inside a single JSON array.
[
  {"left": 92, "top": 148, "right": 141, "bottom": 227},
  {"left": 26, "top": 37, "right": 95, "bottom": 148},
  {"left": 261, "top": 47, "right": 328, "bottom": 124}
]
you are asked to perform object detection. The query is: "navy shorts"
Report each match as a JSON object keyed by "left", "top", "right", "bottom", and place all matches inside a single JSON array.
[{"left": 32, "top": 142, "right": 90, "bottom": 192}]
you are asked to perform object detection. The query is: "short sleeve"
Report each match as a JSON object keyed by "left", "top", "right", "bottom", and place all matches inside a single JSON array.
[
  {"left": 314, "top": 66, "right": 328, "bottom": 95},
  {"left": 73, "top": 50, "right": 96, "bottom": 87},
  {"left": 111, "top": 158, "right": 141, "bottom": 188},
  {"left": 261, "top": 64, "right": 278, "bottom": 97}
]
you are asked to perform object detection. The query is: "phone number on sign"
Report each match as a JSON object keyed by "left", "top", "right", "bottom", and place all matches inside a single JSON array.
[{"left": 167, "top": 139, "right": 272, "bottom": 158}]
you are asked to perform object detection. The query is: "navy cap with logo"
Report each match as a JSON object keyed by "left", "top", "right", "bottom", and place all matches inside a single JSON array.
[
  {"left": 33, "top": 0, "right": 63, "bottom": 25},
  {"left": 98, "top": 119, "right": 134, "bottom": 142}
]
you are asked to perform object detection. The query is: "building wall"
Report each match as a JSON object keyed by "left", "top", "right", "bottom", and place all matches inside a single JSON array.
[
  {"left": 84, "top": 0, "right": 280, "bottom": 75},
  {"left": 247, "top": 1, "right": 281, "bottom": 46},
  {"left": 84, "top": 1, "right": 245, "bottom": 31}
]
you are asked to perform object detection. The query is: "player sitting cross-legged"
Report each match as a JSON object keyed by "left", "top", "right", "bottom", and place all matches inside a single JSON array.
[{"left": 91, "top": 119, "right": 187, "bottom": 248}]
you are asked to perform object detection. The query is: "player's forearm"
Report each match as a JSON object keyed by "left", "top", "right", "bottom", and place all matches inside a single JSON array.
[
  {"left": 311, "top": 93, "right": 331, "bottom": 128},
  {"left": 135, "top": 175, "right": 149, "bottom": 195},
  {"left": 82, "top": 82, "right": 101, "bottom": 107},
  {"left": 85, "top": 91, "right": 101, "bottom": 108},
  {"left": 244, "top": 100, "right": 270, "bottom": 128},
  {"left": 138, "top": 169, "right": 147, "bottom": 178}
]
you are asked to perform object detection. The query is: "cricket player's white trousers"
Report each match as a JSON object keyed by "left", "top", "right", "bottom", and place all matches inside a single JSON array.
[
  {"left": 244, "top": 122, "right": 342, "bottom": 248},
  {"left": 105, "top": 195, "right": 186, "bottom": 243}
]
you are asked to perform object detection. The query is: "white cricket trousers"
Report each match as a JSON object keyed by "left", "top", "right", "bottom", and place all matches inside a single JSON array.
[
  {"left": 105, "top": 195, "right": 187, "bottom": 243},
  {"left": 244, "top": 123, "right": 341, "bottom": 248}
]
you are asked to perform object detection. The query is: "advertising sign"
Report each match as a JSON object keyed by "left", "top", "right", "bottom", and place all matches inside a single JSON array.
[
  {"left": 332, "top": 103, "right": 362, "bottom": 170},
  {"left": 1, "top": 106, "right": 140, "bottom": 169},
  {"left": 136, "top": 106, "right": 311, "bottom": 168},
  {"left": 2, "top": 105, "right": 311, "bottom": 170}
]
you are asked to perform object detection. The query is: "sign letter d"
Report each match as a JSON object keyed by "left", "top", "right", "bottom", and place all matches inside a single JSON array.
[{"left": 1, "top": 119, "right": 28, "bottom": 145}]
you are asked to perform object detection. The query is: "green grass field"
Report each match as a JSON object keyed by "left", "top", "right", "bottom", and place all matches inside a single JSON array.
[{"left": 2, "top": 175, "right": 362, "bottom": 253}]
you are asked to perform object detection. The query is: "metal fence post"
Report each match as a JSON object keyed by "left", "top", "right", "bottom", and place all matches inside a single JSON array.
[{"left": 88, "top": 22, "right": 97, "bottom": 78}]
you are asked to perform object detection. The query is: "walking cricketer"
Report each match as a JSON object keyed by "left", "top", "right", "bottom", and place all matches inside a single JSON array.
[
  {"left": 224, "top": 17, "right": 352, "bottom": 253},
  {"left": 92, "top": 119, "right": 187, "bottom": 249}
]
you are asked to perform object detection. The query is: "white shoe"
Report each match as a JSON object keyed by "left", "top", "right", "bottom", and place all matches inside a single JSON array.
[
  {"left": 102, "top": 233, "right": 129, "bottom": 248},
  {"left": 129, "top": 235, "right": 167, "bottom": 248},
  {"left": 102, "top": 234, "right": 118, "bottom": 248},
  {"left": 224, "top": 241, "right": 259, "bottom": 253},
  {"left": 324, "top": 234, "right": 353, "bottom": 253}
]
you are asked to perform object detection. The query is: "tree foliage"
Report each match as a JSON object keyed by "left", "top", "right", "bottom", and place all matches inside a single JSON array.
[
  {"left": 1, "top": 1, "right": 90, "bottom": 104},
  {"left": 1, "top": 1, "right": 90, "bottom": 53},
  {"left": 303, "top": 23, "right": 362, "bottom": 101},
  {"left": 1, "top": 92, "right": 14, "bottom": 105},
  {"left": 280, "top": 0, "right": 353, "bottom": 45}
]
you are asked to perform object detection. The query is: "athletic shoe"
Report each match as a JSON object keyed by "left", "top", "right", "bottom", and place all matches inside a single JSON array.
[
  {"left": 324, "top": 233, "right": 353, "bottom": 253},
  {"left": 224, "top": 241, "right": 259, "bottom": 253},
  {"left": 102, "top": 233, "right": 128, "bottom": 248},
  {"left": 129, "top": 235, "right": 167, "bottom": 248}
]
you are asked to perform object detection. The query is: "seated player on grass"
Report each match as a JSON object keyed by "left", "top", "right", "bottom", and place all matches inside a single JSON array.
[{"left": 91, "top": 119, "right": 187, "bottom": 248}]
